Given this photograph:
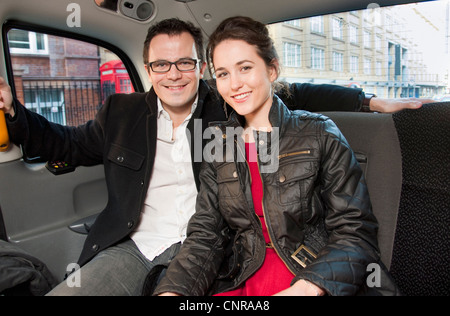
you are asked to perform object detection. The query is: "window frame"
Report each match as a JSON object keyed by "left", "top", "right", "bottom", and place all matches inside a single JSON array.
[
  {"left": 310, "top": 16, "right": 324, "bottom": 34},
  {"left": 283, "top": 42, "right": 302, "bottom": 68},
  {"left": 332, "top": 17, "right": 344, "bottom": 40},
  {"left": 8, "top": 29, "right": 49, "bottom": 55},
  {"left": 2, "top": 20, "right": 144, "bottom": 101},
  {"left": 332, "top": 51, "right": 344, "bottom": 72},
  {"left": 350, "top": 55, "right": 359, "bottom": 74},
  {"left": 349, "top": 24, "right": 359, "bottom": 45},
  {"left": 311, "top": 47, "right": 325, "bottom": 70}
]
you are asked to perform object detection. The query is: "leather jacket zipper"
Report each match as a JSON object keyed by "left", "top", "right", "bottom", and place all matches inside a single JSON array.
[
  {"left": 278, "top": 150, "right": 311, "bottom": 160},
  {"left": 256, "top": 158, "right": 296, "bottom": 276},
  {"left": 236, "top": 140, "right": 296, "bottom": 275}
]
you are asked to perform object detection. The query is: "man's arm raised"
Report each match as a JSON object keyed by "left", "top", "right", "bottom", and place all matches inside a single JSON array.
[{"left": 0, "top": 77, "right": 15, "bottom": 118}]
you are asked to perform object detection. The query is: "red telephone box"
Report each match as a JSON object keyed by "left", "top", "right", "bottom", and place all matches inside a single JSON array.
[{"left": 100, "top": 60, "right": 134, "bottom": 102}]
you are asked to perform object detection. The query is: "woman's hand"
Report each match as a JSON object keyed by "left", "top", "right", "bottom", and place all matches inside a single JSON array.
[{"left": 273, "top": 279, "right": 325, "bottom": 296}]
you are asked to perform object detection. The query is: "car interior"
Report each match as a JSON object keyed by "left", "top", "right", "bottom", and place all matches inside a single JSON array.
[{"left": 0, "top": 0, "right": 449, "bottom": 296}]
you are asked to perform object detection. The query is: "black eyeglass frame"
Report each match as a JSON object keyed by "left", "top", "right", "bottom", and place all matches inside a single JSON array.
[{"left": 146, "top": 58, "right": 199, "bottom": 73}]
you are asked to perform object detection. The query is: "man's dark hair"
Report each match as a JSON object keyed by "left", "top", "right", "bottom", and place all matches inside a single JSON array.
[{"left": 143, "top": 18, "right": 204, "bottom": 65}]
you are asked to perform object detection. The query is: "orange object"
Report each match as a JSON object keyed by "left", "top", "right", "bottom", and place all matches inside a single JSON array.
[{"left": 0, "top": 109, "right": 10, "bottom": 152}]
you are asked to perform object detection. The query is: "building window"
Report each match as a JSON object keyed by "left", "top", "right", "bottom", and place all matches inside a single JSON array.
[
  {"left": 364, "top": 58, "right": 372, "bottom": 75},
  {"left": 24, "top": 86, "right": 66, "bottom": 125},
  {"left": 364, "top": 30, "right": 372, "bottom": 48},
  {"left": 350, "top": 56, "right": 359, "bottom": 73},
  {"left": 284, "top": 19, "right": 301, "bottom": 28},
  {"left": 311, "top": 47, "right": 325, "bottom": 70},
  {"left": 375, "top": 35, "right": 382, "bottom": 51},
  {"left": 310, "top": 16, "right": 324, "bottom": 34},
  {"left": 8, "top": 29, "right": 49, "bottom": 55},
  {"left": 376, "top": 61, "right": 383, "bottom": 76},
  {"left": 349, "top": 25, "right": 358, "bottom": 44},
  {"left": 332, "top": 52, "right": 344, "bottom": 72},
  {"left": 283, "top": 42, "right": 301, "bottom": 67},
  {"left": 332, "top": 18, "right": 344, "bottom": 40}
]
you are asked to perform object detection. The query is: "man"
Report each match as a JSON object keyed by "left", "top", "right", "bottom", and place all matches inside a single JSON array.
[{"left": 0, "top": 18, "right": 427, "bottom": 296}]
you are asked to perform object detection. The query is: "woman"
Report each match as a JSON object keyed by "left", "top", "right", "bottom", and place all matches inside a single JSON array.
[{"left": 155, "top": 16, "right": 396, "bottom": 296}]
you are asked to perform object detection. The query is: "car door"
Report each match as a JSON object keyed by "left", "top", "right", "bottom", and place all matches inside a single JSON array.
[{"left": 0, "top": 22, "right": 141, "bottom": 282}]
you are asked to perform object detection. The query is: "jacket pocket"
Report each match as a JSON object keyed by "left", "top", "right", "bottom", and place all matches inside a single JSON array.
[
  {"left": 217, "top": 231, "right": 242, "bottom": 281},
  {"left": 276, "top": 160, "right": 317, "bottom": 206},
  {"left": 216, "top": 162, "right": 242, "bottom": 199},
  {"left": 107, "top": 143, "right": 145, "bottom": 171}
]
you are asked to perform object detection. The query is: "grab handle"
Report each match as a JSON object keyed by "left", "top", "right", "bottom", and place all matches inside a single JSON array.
[{"left": 0, "top": 109, "right": 10, "bottom": 152}]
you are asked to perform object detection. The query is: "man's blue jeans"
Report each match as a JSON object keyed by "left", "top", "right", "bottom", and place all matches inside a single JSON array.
[{"left": 46, "top": 239, "right": 181, "bottom": 296}]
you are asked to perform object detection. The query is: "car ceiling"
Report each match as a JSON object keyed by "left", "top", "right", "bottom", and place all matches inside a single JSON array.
[{"left": 0, "top": 0, "right": 430, "bottom": 89}]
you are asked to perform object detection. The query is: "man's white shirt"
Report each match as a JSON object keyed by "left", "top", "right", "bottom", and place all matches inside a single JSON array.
[{"left": 131, "top": 97, "right": 198, "bottom": 261}]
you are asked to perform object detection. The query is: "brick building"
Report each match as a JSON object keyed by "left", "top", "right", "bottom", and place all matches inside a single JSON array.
[{"left": 9, "top": 29, "right": 102, "bottom": 126}]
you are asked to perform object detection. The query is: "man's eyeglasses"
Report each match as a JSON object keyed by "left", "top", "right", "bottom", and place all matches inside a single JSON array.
[{"left": 146, "top": 58, "right": 199, "bottom": 73}]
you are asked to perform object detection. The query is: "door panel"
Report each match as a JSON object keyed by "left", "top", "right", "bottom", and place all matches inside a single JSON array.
[
  {"left": 0, "top": 161, "right": 107, "bottom": 281},
  {"left": 0, "top": 22, "right": 139, "bottom": 283}
]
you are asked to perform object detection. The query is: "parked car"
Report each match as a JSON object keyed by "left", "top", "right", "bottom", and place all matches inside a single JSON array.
[{"left": 0, "top": 0, "right": 449, "bottom": 296}]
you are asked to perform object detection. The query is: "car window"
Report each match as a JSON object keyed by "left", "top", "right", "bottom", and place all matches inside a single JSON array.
[
  {"left": 5, "top": 26, "right": 136, "bottom": 126},
  {"left": 268, "top": 0, "right": 450, "bottom": 100}
]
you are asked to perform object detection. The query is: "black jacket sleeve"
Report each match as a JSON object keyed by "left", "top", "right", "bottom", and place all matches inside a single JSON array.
[
  {"left": 276, "top": 83, "right": 364, "bottom": 112},
  {"left": 292, "top": 118, "right": 380, "bottom": 295},
  {"left": 6, "top": 98, "right": 106, "bottom": 166}
]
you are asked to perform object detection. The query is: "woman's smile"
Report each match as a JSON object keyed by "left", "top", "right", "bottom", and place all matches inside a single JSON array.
[{"left": 232, "top": 91, "right": 252, "bottom": 102}]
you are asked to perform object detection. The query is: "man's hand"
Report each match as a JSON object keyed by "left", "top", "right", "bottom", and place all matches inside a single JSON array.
[
  {"left": 370, "top": 97, "right": 434, "bottom": 113},
  {"left": 0, "top": 76, "right": 14, "bottom": 118}
]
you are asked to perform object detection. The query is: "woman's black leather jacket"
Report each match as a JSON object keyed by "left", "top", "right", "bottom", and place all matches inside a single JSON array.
[{"left": 155, "top": 96, "right": 388, "bottom": 296}]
